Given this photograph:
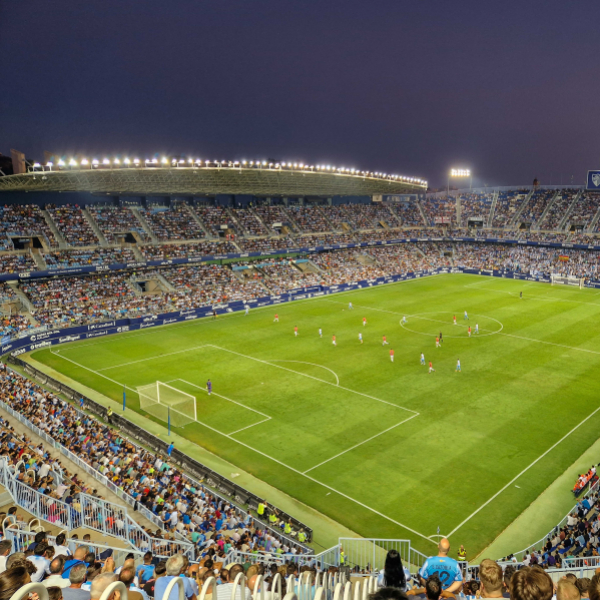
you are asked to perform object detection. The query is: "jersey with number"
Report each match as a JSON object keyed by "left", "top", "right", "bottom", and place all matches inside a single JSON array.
[{"left": 419, "top": 556, "right": 462, "bottom": 589}]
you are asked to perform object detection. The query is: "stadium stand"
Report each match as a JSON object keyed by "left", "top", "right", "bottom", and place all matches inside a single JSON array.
[
  {"left": 458, "top": 192, "right": 494, "bottom": 227},
  {"left": 88, "top": 206, "right": 150, "bottom": 243},
  {"left": 389, "top": 200, "right": 426, "bottom": 227},
  {"left": 0, "top": 205, "right": 58, "bottom": 249},
  {"left": 491, "top": 190, "right": 529, "bottom": 228},
  {"left": 285, "top": 206, "right": 332, "bottom": 233},
  {"left": 569, "top": 192, "right": 600, "bottom": 232},
  {"left": 0, "top": 253, "right": 37, "bottom": 275},
  {"left": 47, "top": 205, "right": 99, "bottom": 247},
  {"left": 141, "top": 241, "right": 237, "bottom": 260},
  {"left": 519, "top": 189, "right": 556, "bottom": 228},
  {"left": 230, "top": 208, "right": 268, "bottom": 236},
  {"left": 421, "top": 196, "right": 457, "bottom": 227},
  {"left": 193, "top": 206, "right": 235, "bottom": 237},
  {"left": 539, "top": 189, "right": 579, "bottom": 231},
  {"left": 140, "top": 205, "right": 206, "bottom": 241},
  {"left": 43, "top": 248, "right": 137, "bottom": 269}
]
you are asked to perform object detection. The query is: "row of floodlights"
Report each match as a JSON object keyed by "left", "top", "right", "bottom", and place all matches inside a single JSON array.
[
  {"left": 450, "top": 169, "right": 471, "bottom": 177},
  {"left": 29, "top": 157, "right": 426, "bottom": 185}
]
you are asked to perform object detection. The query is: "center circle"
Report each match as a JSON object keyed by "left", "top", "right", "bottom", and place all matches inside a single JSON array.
[{"left": 399, "top": 311, "right": 503, "bottom": 338}]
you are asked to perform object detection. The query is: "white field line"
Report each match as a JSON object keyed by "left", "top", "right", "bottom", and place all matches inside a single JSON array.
[
  {"left": 96, "top": 345, "right": 207, "bottom": 371},
  {"left": 499, "top": 333, "right": 600, "bottom": 356},
  {"left": 176, "top": 378, "right": 272, "bottom": 420},
  {"left": 303, "top": 412, "right": 420, "bottom": 474},
  {"left": 446, "top": 401, "right": 600, "bottom": 537},
  {"left": 227, "top": 417, "right": 272, "bottom": 435},
  {"left": 207, "top": 344, "right": 418, "bottom": 415},
  {"left": 47, "top": 347, "right": 435, "bottom": 545},
  {"left": 269, "top": 360, "right": 340, "bottom": 386}
]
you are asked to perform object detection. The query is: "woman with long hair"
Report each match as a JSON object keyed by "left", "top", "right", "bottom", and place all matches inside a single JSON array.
[{"left": 378, "top": 549, "right": 407, "bottom": 591}]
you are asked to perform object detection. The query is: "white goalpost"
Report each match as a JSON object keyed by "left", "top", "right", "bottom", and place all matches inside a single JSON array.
[
  {"left": 137, "top": 381, "right": 197, "bottom": 427},
  {"left": 551, "top": 274, "right": 584, "bottom": 289}
]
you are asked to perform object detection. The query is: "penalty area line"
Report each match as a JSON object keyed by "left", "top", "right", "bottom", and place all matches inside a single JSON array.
[
  {"left": 45, "top": 348, "right": 436, "bottom": 545},
  {"left": 446, "top": 401, "right": 600, "bottom": 538}
]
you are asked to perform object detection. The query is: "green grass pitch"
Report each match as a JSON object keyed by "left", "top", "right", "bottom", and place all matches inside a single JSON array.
[{"left": 28, "top": 274, "right": 600, "bottom": 557}]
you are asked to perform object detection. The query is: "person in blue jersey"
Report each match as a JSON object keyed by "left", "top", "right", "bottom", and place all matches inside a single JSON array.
[{"left": 418, "top": 538, "right": 463, "bottom": 593}]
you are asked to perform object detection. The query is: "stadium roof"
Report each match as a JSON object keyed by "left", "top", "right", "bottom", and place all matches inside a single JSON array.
[{"left": 0, "top": 163, "right": 426, "bottom": 196}]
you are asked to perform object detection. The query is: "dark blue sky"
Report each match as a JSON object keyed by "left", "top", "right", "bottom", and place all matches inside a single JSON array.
[{"left": 1, "top": 1, "right": 598, "bottom": 188}]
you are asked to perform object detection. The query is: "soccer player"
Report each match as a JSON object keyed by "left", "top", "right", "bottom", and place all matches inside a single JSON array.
[
  {"left": 439, "top": 332, "right": 443, "bottom": 344},
  {"left": 212, "top": 309, "right": 217, "bottom": 319},
  {"left": 245, "top": 306, "right": 249, "bottom": 316},
  {"left": 348, "top": 302, "right": 353, "bottom": 310},
  {"left": 319, "top": 328, "right": 322, "bottom": 338},
  {"left": 402, "top": 315, "right": 407, "bottom": 324},
  {"left": 332, "top": 335, "right": 337, "bottom": 346},
  {"left": 475, "top": 323, "right": 479, "bottom": 334},
  {"left": 420, "top": 353, "right": 425, "bottom": 365},
  {"left": 468, "top": 326, "right": 471, "bottom": 337},
  {"left": 464, "top": 310, "right": 469, "bottom": 320},
  {"left": 274, "top": 313, "right": 279, "bottom": 323},
  {"left": 453, "top": 315, "right": 457, "bottom": 325},
  {"left": 429, "top": 361, "right": 435, "bottom": 373},
  {"left": 294, "top": 326, "right": 298, "bottom": 337},
  {"left": 207, "top": 379, "right": 212, "bottom": 395},
  {"left": 456, "top": 359, "right": 461, "bottom": 372},
  {"left": 358, "top": 332, "right": 363, "bottom": 344},
  {"left": 435, "top": 336, "right": 440, "bottom": 348},
  {"left": 520, "top": 291, "right": 523, "bottom": 299},
  {"left": 390, "top": 349, "right": 394, "bottom": 362},
  {"left": 362, "top": 317, "right": 367, "bottom": 326},
  {"left": 382, "top": 335, "right": 388, "bottom": 345}
]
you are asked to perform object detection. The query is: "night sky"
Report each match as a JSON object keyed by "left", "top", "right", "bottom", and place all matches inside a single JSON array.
[{"left": 1, "top": 1, "right": 599, "bottom": 188}]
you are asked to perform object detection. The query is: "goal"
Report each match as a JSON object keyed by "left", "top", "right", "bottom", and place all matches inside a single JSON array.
[
  {"left": 137, "top": 381, "right": 197, "bottom": 427},
  {"left": 551, "top": 274, "right": 584, "bottom": 289}
]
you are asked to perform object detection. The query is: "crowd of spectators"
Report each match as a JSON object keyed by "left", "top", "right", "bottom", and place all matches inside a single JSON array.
[
  {"left": 0, "top": 253, "right": 37, "bottom": 275},
  {"left": 141, "top": 206, "right": 206, "bottom": 241},
  {"left": 0, "top": 205, "right": 58, "bottom": 249},
  {"left": 491, "top": 190, "right": 529, "bottom": 228},
  {"left": 540, "top": 190, "right": 579, "bottom": 231},
  {"left": 519, "top": 190, "right": 556, "bottom": 227},
  {"left": 47, "top": 206, "right": 99, "bottom": 247},
  {"left": 0, "top": 313, "right": 32, "bottom": 339},
  {"left": 235, "top": 237, "right": 296, "bottom": 253},
  {"left": 193, "top": 206, "right": 235, "bottom": 237},
  {"left": 286, "top": 206, "right": 332, "bottom": 233},
  {"left": 258, "top": 260, "right": 322, "bottom": 293},
  {"left": 389, "top": 201, "right": 425, "bottom": 227},
  {"left": 459, "top": 193, "right": 494, "bottom": 227},
  {"left": 88, "top": 207, "right": 150, "bottom": 243},
  {"left": 421, "top": 197, "right": 457, "bottom": 227},
  {"left": 230, "top": 209, "right": 268, "bottom": 236},
  {"left": 568, "top": 192, "right": 600, "bottom": 231},
  {"left": 43, "top": 248, "right": 137, "bottom": 269},
  {"left": 325, "top": 204, "right": 400, "bottom": 230},
  {"left": 253, "top": 205, "right": 295, "bottom": 233},
  {"left": 141, "top": 242, "right": 237, "bottom": 261}
]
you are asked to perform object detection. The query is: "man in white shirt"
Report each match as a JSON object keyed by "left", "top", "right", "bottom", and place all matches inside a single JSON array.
[
  {"left": 43, "top": 557, "right": 71, "bottom": 589},
  {"left": 29, "top": 542, "right": 51, "bottom": 582},
  {"left": 0, "top": 540, "right": 12, "bottom": 574},
  {"left": 53, "top": 533, "right": 71, "bottom": 558}
]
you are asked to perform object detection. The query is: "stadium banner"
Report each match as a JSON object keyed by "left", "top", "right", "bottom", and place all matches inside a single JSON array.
[{"left": 587, "top": 171, "right": 600, "bottom": 191}]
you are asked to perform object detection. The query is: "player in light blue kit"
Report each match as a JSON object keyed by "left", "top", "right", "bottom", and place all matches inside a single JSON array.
[
  {"left": 245, "top": 305, "right": 249, "bottom": 316},
  {"left": 402, "top": 315, "right": 407, "bottom": 324},
  {"left": 464, "top": 310, "right": 469, "bottom": 320},
  {"left": 319, "top": 328, "right": 322, "bottom": 338},
  {"left": 358, "top": 333, "right": 363, "bottom": 344},
  {"left": 475, "top": 323, "right": 479, "bottom": 334},
  {"left": 418, "top": 538, "right": 463, "bottom": 592},
  {"left": 348, "top": 302, "right": 353, "bottom": 310},
  {"left": 420, "top": 353, "right": 425, "bottom": 365},
  {"left": 455, "top": 359, "right": 461, "bottom": 372}
]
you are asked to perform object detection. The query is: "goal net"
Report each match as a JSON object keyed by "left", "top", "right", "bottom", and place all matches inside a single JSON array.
[
  {"left": 137, "top": 381, "right": 197, "bottom": 427},
  {"left": 551, "top": 274, "right": 584, "bottom": 289}
]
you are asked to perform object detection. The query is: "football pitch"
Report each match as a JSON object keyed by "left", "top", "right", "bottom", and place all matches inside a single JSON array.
[{"left": 27, "top": 274, "right": 600, "bottom": 557}]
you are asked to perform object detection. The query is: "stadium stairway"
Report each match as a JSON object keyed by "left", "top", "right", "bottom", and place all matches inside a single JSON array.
[
  {"left": 487, "top": 190, "right": 499, "bottom": 227},
  {"left": 30, "top": 248, "right": 47, "bottom": 271},
  {"left": 183, "top": 204, "right": 212, "bottom": 238},
  {"left": 560, "top": 190, "right": 583, "bottom": 231},
  {"left": 83, "top": 208, "right": 109, "bottom": 246},
  {"left": 131, "top": 207, "right": 159, "bottom": 243},
  {"left": 509, "top": 188, "right": 534, "bottom": 228},
  {"left": 533, "top": 190, "right": 560, "bottom": 231},
  {"left": 0, "top": 403, "right": 158, "bottom": 534},
  {"left": 41, "top": 210, "right": 68, "bottom": 249},
  {"left": 384, "top": 204, "right": 402, "bottom": 226},
  {"left": 416, "top": 199, "right": 429, "bottom": 226}
]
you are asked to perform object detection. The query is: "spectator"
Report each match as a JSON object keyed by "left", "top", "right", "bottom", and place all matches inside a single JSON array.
[
  {"left": 577, "top": 579, "right": 591, "bottom": 599},
  {"left": 418, "top": 539, "right": 462, "bottom": 593},
  {"left": 0, "top": 565, "right": 35, "bottom": 600},
  {"left": 47, "top": 588, "right": 64, "bottom": 600},
  {"left": 54, "top": 533, "right": 71, "bottom": 558},
  {"left": 215, "top": 564, "right": 251, "bottom": 600},
  {"left": 143, "top": 561, "right": 166, "bottom": 599},
  {"left": 509, "top": 567, "right": 553, "bottom": 600},
  {"left": 136, "top": 552, "right": 155, "bottom": 586},
  {"left": 63, "top": 547, "right": 89, "bottom": 580},
  {"left": 120, "top": 567, "right": 150, "bottom": 600},
  {"left": 154, "top": 554, "right": 197, "bottom": 600},
  {"left": 0, "top": 542, "right": 11, "bottom": 574},
  {"left": 377, "top": 550, "right": 407, "bottom": 591},
  {"left": 44, "top": 557, "right": 70, "bottom": 589},
  {"left": 90, "top": 573, "right": 118, "bottom": 600},
  {"left": 62, "top": 562, "right": 91, "bottom": 600},
  {"left": 557, "top": 581, "right": 582, "bottom": 600},
  {"left": 369, "top": 588, "right": 408, "bottom": 600},
  {"left": 29, "top": 542, "right": 51, "bottom": 582},
  {"left": 478, "top": 559, "right": 504, "bottom": 599}
]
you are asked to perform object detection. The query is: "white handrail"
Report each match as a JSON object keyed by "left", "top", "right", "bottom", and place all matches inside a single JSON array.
[
  {"left": 231, "top": 572, "right": 247, "bottom": 600},
  {"left": 9, "top": 583, "right": 49, "bottom": 600},
  {"left": 163, "top": 576, "right": 186, "bottom": 600},
  {"left": 99, "top": 581, "right": 128, "bottom": 600},
  {"left": 199, "top": 576, "right": 218, "bottom": 600}
]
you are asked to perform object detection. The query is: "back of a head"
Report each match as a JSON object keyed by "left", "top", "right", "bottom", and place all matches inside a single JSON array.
[
  {"left": 56, "top": 533, "right": 66, "bottom": 546},
  {"left": 144, "top": 552, "right": 153, "bottom": 563},
  {"left": 0, "top": 565, "right": 33, "bottom": 600},
  {"left": 47, "top": 586, "right": 63, "bottom": 600},
  {"left": 155, "top": 562, "right": 167, "bottom": 578},
  {"left": 588, "top": 575, "right": 600, "bottom": 600},
  {"left": 50, "top": 557, "right": 65, "bottom": 575},
  {"left": 383, "top": 549, "right": 405, "bottom": 589},
  {"left": 70, "top": 562, "right": 88, "bottom": 585},
  {"left": 0, "top": 542, "right": 11, "bottom": 557},
  {"left": 35, "top": 542, "right": 48, "bottom": 557},
  {"left": 166, "top": 554, "right": 185, "bottom": 576},
  {"left": 84, "top": 552, "right": 95, "bottom": 565},
  {"left": 90, "top": 573, "right": 118, "bottom": 600},
  {"left": 504, "top": 565, "right": 516, "bottom": 589},
  {"left": 34, "top": 531, "right": 47, "bottom": 544},
  {"left": 5, "top": 554, "right": 25, "bottom": 571},
  {"left": 119, "top": 568, "right": 135, "bottom": 588},
  {"left": 557, "top": 581, "right": 582, "bottom": 600},
  {"left": 368, "top": 587, "right": 408, "bottom": 600},
  {"left": 425, "top": 575, "right": 443, "bottom": 600},
  {"left": 437, "top": 538, "right": 450, "bottom": 556},
  {"left": 230, "top": 564, "right": 245, "bottom": 579},
  {"left": 510, "top": 567, "right": 553, "bottom": 600},
  {"left": 577, "top": 579, "right": 591, "bottom": 598},
  {"left": 73, "top": 546, "right": 88, "bottom": 561},
  {"left": 479, "top": 559, "right": 503, "bottom": 595}
]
